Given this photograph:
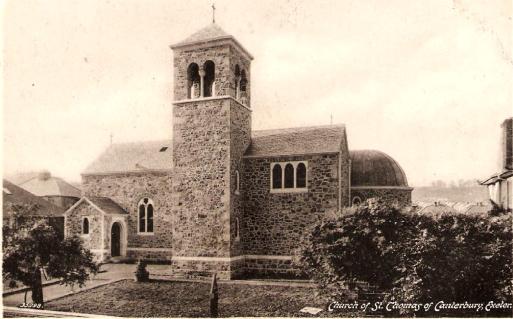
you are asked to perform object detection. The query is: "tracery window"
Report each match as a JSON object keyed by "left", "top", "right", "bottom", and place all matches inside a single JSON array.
[{"left": 138, "top": 198, "right": 154, "bottom": 234}]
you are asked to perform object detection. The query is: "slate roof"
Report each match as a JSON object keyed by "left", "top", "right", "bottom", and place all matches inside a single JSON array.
[
  {"left": 3, "top": 180, "right": 65, "bottom": 218},
  {"left": 173, "top": 23, "right": 231, "bottom": 46},
  {"left": 244, "top": 125, "right": 347, "bottom": 158},
  {"left": 87, "top": 197, "right": 128, "bottom": 215},
  {"left": 83, "top": 140, "right": 173, "bottom": 175},
  {"left": 350, "top": 150, "right": 409, "bottom": 187},
  {"left": 170, "top": 23, "right": 253, "bottom": 59},
  {"left": 18, "top": 171, "right": 81, "bottom": 198}
]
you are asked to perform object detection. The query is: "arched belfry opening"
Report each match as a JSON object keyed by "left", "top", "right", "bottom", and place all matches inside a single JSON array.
[
  {"left": 187, "top": 63, "right": 200, "bottom": 99},
  {"left": 234, "top": 64, "right": 241, "bottom": 99},
  {"left": 203, "top": 60, "right": 216, "bottom": 97},
  {"left": 240, "top": 69, "right": 248, "bottom": 105}
]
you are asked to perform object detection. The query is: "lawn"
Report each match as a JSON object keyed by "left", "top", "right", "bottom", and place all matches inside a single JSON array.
[{"left": 46, "top": 279, "right": 362, "bottom": 317}]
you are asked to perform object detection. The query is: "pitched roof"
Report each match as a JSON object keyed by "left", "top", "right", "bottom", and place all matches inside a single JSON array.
[
  {"left": 479, "top": 169, "right": 513, "bottom": 185},
  {"left": 66, "top": 197, "right": 128, "bottom": 215},
  {"left": 87, "top": 197, "right": 128, "bottom": 215},
  {"left": 244, "top": 125, "right": 347, "bottom": 158},
  {"left": 83, "top": 140, "right": 173, "bottom": 175},
  {"left": 170, "top": 23, "right": 253, "bottom": 60},
  {"left": 174, "top": 23, "right": 231, "bottom": 46},
  {"left": 18, "top": 171, "right": 81, "bottom": 198},
  {"left": 3, "top": 180, "right": 65, "bottom": 218},
  {"left": 350, "top": 150, "right": 409, "bottom": 187},
  {"left": 5, "top": 171, "right": 40, "bottom": 185}
]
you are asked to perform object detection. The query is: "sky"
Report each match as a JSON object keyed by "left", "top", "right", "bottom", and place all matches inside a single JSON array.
[{"left": 2, "top": 0, "right": 512, "bottom": 186}]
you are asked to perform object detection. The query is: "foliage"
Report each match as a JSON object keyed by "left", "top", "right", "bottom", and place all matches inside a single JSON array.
[
  {"left": 298, "top": 199, "right": 512, "bottom": 317},
  {"left": 3, "top": 219, "right": 99, "bottom": 303}
]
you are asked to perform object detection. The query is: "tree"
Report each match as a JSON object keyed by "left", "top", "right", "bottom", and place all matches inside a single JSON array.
[{"left": 3, "top": 219, "right": 99, "bottom": 307}]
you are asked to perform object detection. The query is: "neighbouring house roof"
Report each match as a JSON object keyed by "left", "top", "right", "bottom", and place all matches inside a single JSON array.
[
  {"left": 170, "top": 23, "right": 253, "bottom": 60},
  {"left": 244, "top": 125, "right": 347, "bottom": 158},
  {"left": 18, "top": 171, "right": 81, "bottom": 198},
  {"left": 416, "top": 203, "right": 457, "bottom": 215},
  {"left": 65, "top": 197, "right": 128, "bottom": 216},
  {"left": 479, "top": 169, "right": 513, "bottom": 185},
  {"left": 5, "top": 171, "right": 40, "bottom": 185},
  {"left": 2, "top": 180, "right": 65, "bottom": 218},
  {"left": 83, "top": 140, "right": 173, "bottom": 175},
  {"left": 350, "top": 150, "right": 409, "bottom": 187}
]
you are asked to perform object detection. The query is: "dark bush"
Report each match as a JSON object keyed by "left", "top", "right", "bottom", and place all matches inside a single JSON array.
[{"left": 298, "top": 199, "right": 512, "bottom": 317}]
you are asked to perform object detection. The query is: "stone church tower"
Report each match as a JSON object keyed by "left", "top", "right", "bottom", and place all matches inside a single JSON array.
[{"left": 170, "top": 24, "right": 253, "bottom": 278}]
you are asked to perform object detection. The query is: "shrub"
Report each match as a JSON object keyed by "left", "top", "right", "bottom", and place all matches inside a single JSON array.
[{"left": 298, "top": 199, "right": 512, "bottom": 317}]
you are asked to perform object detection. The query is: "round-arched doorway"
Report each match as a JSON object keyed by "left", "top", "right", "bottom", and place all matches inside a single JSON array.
[{"left": 111, "top": 222, "right": 122, "bottom": 257}]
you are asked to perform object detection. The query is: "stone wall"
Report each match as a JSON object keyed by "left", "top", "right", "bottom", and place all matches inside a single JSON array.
[
  {"left": 81, "top": 172, "right": 174, "bottom": 256},
  {"left": 242, "top": 257, "right": 299, "bottom": 278},
  {"left": 172, "top": 98, "right": 231, "bottom": 258},
  {"left": 229, "top": 101, "right": 251, "bottom": 256},
  {"left": 64, "top": 202, "right": 103, "bottom": 253},
  {"left": 351, "top": 188, "right": 412, "bottom": 207},
  {"left": 241, "top": 153, "right": 349, "bottom": 256}
]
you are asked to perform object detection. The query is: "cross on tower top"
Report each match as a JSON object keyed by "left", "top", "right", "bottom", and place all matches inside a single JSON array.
[{"left": 211, "top": 3, "right": 216, "bottom": 23}]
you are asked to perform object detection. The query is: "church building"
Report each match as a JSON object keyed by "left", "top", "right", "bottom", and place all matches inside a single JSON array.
[{"left": 64, "top": 23, "right": 412, "bottom": 279}]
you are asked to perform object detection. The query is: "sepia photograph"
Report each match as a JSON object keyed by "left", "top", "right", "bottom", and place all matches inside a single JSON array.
[{"left": 2, "top": 0, "right": 512, "bottom": 317}]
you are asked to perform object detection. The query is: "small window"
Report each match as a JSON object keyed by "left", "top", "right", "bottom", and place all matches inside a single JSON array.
[
  {"left": 82, "top": 218, "right": 89, "bottom": 235},
  {"left": 159, "top": 147, "right": 168, "bottom": 152},
  {"left": 284, "top": 164, "right": 294, "bottom": 188},
  {"left": 235, "top": 217, "right": 240, "bottom": 240},
  {"left": 272, "top": 164, "right": 282, "bottom": 189},
  {"left": 296, "top": 163, "right": 307, "bottom": 188},
  {"left": 235, "top": 170, "right": 240, "bottom": 194},
  {"left": 138, "top": 198, "right": 154, "bottom": 234}
]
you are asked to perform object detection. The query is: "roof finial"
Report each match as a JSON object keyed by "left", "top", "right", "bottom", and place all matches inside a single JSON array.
[
  {"left": 212, "top": 3, "right": 216, "bottom": 23},
  {"left": 110, "top": 132, "right": 113, "bottom": 145}
]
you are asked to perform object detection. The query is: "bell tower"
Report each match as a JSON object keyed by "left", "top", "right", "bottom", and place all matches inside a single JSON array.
[{"left": 170, "top": 23, "right": 253, "bottom": 279}]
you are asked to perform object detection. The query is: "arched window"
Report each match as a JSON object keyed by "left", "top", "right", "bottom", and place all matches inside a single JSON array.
[
  {"left": 82, "top": 218, "right": 89, "bottom": 235},
  {"left": 235, "top": 170, "right": 240, "bottom": 194},
  {"left": 272, "top": 164, "right": 282, "bottom": 189},
  {"left": 203, "top": 60, "right": 215, "bottom": 97},
  {"left": 352, "top": 196, "right": 362, "bottom": 206},
  {"left": 187, "top": 63, "right": 200, "bottom": 99},
  {"left": 296, "top": 163, "right": 307, "bottom": 188},
  {"left": 284, "top": 164, "right": 294, "bottom": 188},
  {"left": 138, "top": 198, "right": 154, "bottom": 233}
]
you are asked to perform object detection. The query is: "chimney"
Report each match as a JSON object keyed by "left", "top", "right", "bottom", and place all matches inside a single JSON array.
[{"left": 501, "top": 118, "right": 513, "bottom": 170}]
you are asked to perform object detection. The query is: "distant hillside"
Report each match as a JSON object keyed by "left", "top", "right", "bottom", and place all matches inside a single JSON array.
[{"left": 412, "top": 186, "right": 489, "bottom": 203}]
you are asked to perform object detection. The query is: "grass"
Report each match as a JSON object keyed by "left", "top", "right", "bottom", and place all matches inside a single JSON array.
[{"left": 46, "top": 279, "right": 362, "bottom": 317}]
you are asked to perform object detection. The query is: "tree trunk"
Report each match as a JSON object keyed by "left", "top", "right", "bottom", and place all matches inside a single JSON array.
[{"left": 31, "top": 268, "right": 44, "bottom": 308}]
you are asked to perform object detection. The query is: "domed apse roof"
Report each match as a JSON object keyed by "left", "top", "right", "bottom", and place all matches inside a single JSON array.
[{"left": 350, "top": 150, "right": 409, "bottom": 187}]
